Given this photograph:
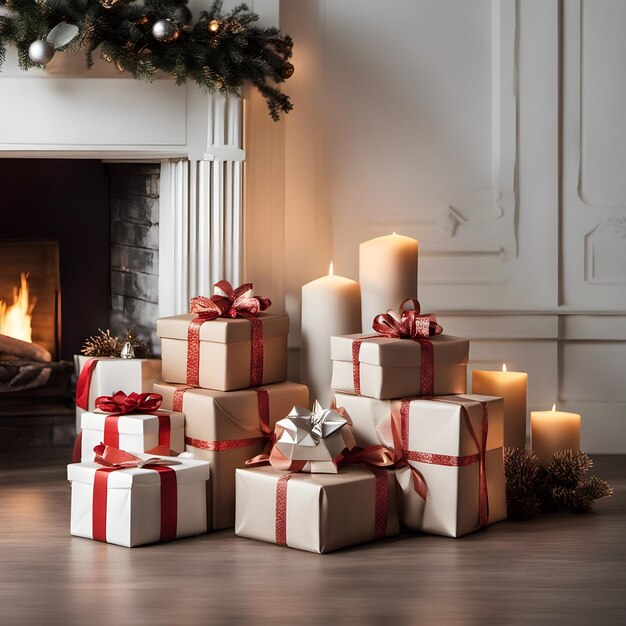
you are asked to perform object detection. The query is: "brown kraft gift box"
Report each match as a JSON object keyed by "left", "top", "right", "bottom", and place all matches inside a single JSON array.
[
  {"left": 155, "top": 380, "right": 308, "bottom": 529},
  {"left": 335, "top": 392, "right": 507, "bottom": 537},
  {"left": 331, "top": 333, "right": 469, "bottom": 400},
  {"left": 235, "top": 465, "right": 399, "bottom": 553},
  {"left": 157, "top": 312, "right": 288, "bottom": 391}
]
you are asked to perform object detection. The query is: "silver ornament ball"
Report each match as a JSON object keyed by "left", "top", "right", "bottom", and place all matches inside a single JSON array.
[
  {"left": 152, "top": 18, "right": 180, "bottom": 43},
  {"left": 173, "top": 6, "right": 193, "bottom": 30},
  {"left": 29, "top": 39, "right": 56, "bottom": 65}
]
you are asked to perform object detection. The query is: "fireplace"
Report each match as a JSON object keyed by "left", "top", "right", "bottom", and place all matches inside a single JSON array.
[{"left": 0, "top": 81, "right": 247, "bottom": 451}]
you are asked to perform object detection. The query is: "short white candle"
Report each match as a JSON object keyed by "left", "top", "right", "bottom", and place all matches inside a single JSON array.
[
  {"left": 472, "top": 363, "right": 528, "bottom": 449},
  {"left": 531, "top": 404, "right": 581, "bottom": 462},
  {"left": 301, "top": 263, "right": 361, "bottom": 407},
  {"left": 359, "top": 233, "right": 418, "bottom": 332}
]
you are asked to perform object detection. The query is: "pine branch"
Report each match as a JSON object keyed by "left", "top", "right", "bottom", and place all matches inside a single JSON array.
[{"left": 0, "top": 0, "right": 293, "bottom": 119}]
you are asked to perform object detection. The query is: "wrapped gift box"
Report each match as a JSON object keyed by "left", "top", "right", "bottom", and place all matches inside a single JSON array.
[
  {"left": 330, "top": 333, "right": 469, "bottom": 399},
  {"left": 155, "top": 380, "right": 308, "bottom": 529},
  {"left": 235, "top": 465, "right": 399, "bottom": 553},
  {"left": 335, "top": 392, "right": 507, "bottom": 537},
  {"left": 74, "top": 356, "right": 162, "bottom": 430},
  {"left": 68, "top": 453, "right": 210, "bottom": 547},
  {"left": 80, "top": 409, "right": 185, "bottom": 462},
  {"left": 156, "top": 313, "right": 288, "bottom": 391}
]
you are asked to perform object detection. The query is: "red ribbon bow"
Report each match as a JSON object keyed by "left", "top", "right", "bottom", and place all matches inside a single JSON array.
[
  {"left": 372, "top": 298, "right": 443, "bottom": 339},
  {"left": 95, "top": 391, "right": 163, "bottom": 415},
  {"left": 190, "top": 280, "right": 271, "bottom": 320},
  {"left": 93, "top": 443, "right": 180, "bottom": 468}
]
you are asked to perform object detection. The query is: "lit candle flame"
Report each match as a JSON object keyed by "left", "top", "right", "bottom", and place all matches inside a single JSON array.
[
  {"left": 502, "top": 363, "right": 507, "bottom": 372},
  {"left": 328, "top": 262, "right": 334, "bottom": 277},
  {"left": 392, "top": 232, "right": 397, "bottom": 236},
  {"left": 552, "top": 403, "right": 556, "bottom": 412}
]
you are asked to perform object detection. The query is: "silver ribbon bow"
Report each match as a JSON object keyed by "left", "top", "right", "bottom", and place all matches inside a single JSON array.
[{"left": 276, "top": 400, "right": 348, "bottom": 447}]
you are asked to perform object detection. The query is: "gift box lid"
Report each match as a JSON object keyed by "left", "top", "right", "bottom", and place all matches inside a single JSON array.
[
  {"left": 80, "top": 410, "right": 184, "bottom": 436},
  {"left": 331, "top": 333, "right": 469, "bottom": 367},
  {"left": 67, "top": 455, "right": 210, "bottom": 489},
  {"left": 236, "top": 463, "right": 380, "bottom": 489},
  {"left": 157, "top": 312, "right": 289, "bottom": 344},
  {"left": 154, "top": 381, "right": 309, "bottom": 441}
]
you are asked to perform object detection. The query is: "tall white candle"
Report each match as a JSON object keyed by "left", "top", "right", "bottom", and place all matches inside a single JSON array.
[
  {"left": 472, "top": 363, "right": 528, "bottom": 449},
  {"left": 301, "top": 263, "right": 361, "bottom": 407},
  {"left": 359, "top": 233, "right": 418, "bottom": 332},
  {"left": 531, "top": 404, "right": 581, "bottom": 462}
]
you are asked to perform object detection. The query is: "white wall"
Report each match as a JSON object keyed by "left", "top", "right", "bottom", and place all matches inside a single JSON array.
[{"left": 245, "top": 0, "right": 626, "bottom": 452}]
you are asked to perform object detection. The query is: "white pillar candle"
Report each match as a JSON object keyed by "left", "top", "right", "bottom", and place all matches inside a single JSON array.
[
  {"left": 531, "top": 404, "right": 581, "bottom": 462},
  {"left": 301, "top": 263, "right": 361, "bottom": 407},
  {"left": 359, "top": 233, "right": 418, "bottom": 332},
  {"left": 472, "top": 363, "right": 528, "bottom": 449}
]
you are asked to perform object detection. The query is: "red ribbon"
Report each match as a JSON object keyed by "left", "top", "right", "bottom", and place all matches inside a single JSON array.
[
  {"left": 275, "top": 473, "right": 291, "bottom": 546},
  {"left": 398, "top": 396, "right": 490, "bottom": 529},
  {"left": 76, "top": 357, "right": 101, "bottom": 411},
  {"left": 186, "top": 281, "right": 271, "bottom": 387},
  {"left": 178, "top": 387, "right": 274, "bottom": 457},
  {"left": 91, "top": 443, "right": 177, "bottom": 543},
  {"left": 372, "top": 298, "right": 443, "bottom": 340},
  {"left": 94, "top": 391, "right": 171, "bottom": 451}
]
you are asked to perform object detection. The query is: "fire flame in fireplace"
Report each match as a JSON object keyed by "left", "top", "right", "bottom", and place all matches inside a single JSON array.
[{"left": 0, "top": 273, "right": 35, "bottom": 343}]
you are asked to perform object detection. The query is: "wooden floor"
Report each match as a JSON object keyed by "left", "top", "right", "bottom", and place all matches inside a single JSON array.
[{"left": 1, "top": 451, "right": 625, "bottom": 626}]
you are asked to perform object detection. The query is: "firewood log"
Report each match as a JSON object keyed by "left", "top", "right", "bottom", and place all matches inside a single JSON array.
[{"left": 0, "top": 334, "right": 52, "bottom": 362}]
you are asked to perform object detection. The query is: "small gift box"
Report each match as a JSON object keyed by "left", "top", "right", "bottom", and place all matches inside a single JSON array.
[
  {"left": 269, "top": 401, "right": 356, "bottom": 473},
  {"left": 80, "top": 391, "right": 185, "bottom": 462},
  {"left": 68, "top": 444, "right": 210, "bottom": 548},
  {"left": 235, "top": 465, "right": 399, "bottom": 553},
  {"left": 335, "top": 392, "right": 507, "bottom": 537},
  {"left": 330, "top": 299, "right": 468, "bottom": 400},
  {"left": 74, "top": 355, "right": 162, "bottom": 430},
  {"left": 157, "top": 281, "right": 288, "bottom": 391},
  {"left": 155, "top": 380, "right": 309, "bottom": 529}
]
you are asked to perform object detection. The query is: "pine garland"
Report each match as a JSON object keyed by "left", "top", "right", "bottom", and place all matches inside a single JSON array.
[
  {"left": 504, "top": 447, "right": 613, "bottom": 520},
  {"left": 0, "top": 0, "right": 293, "bottom": 120},
  {"left": 81, "top": 328, "right": 150, "bottom": 358}
]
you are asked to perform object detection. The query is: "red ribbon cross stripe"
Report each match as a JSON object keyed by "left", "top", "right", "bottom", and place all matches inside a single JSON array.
[
  {"left": 273, "top": 463, "right": 391, "bottom": 547},
  {"left": 91, "top": 444, "right": 178, "bottom": 543},
  {"left": 399, "top": 396, "right": 490, "bottom": 529}
]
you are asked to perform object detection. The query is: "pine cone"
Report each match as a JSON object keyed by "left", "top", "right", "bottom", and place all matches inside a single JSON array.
[
  {"left": 543, "top": 450, "right": 593, "bottom": 488},
  {"left": 504, "top": 447, "right": 542, "bottom": 520},
  {"left": 81, "top": 329, "right": 121, "bottom": 357}
]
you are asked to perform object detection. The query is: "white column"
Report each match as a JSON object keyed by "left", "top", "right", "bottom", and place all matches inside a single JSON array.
[{"left": 159, "top": 94, "right": 244, "bottom": 316}]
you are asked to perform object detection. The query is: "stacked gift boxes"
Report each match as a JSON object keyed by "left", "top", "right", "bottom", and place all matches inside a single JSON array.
[
  {"left": 69, "top": 281, "right": 309, "bottom": 545},
  {"left": 330, "top": 302, "right": 508, "bottom": 538},
  {"left": 68, "top": 276, "right": 508, "bottom": 550},
  {"left": 235, "top": 402, "right": 400, "bottom": 553}
]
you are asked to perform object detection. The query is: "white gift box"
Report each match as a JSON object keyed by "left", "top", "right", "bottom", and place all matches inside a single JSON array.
[
  {"left": 336, "top": 392, "right": 507, "bottom": 537},
  {"left": 74, "top": 356, "right": 162, "bottom": 430},
  {"left": 68, "top": 454, "right": 210, "bottom": 547},
  {"left": 80, "top": 410, "right": 185, "bottom": 462}
]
